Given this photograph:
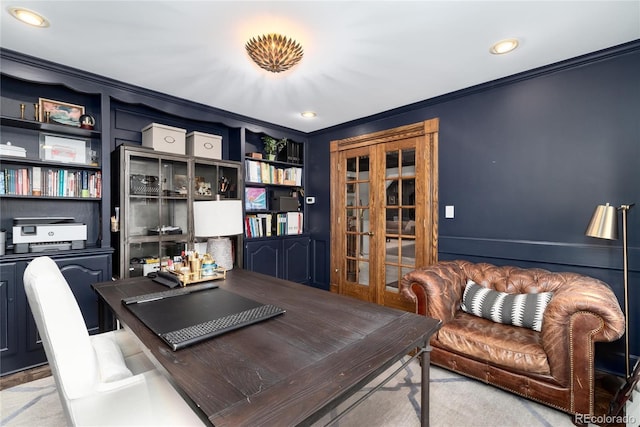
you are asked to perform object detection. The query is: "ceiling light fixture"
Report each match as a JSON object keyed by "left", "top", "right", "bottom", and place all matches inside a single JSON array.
[
  {"left": 245, "top": 33, "right": 303, "bottom": 73},
  {"left": 8, "top": 7, "right": 49, "bottom": 27},
  {"left": 490, "top": 38, "right": 519, "bottom": 55},
  {"left": 301, "top": 111, "right": 317, "bottom": 118}
]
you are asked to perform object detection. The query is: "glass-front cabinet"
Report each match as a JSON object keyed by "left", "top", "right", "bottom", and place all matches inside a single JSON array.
[
  {"left": 194, "top": 159, "right": 240, "bottom": 200},
  {"left": 112, "top": 144, "right": 241, "bottom": 279},
  {"left": 112, "top": 145, "right": 190, "bottom": 278}
]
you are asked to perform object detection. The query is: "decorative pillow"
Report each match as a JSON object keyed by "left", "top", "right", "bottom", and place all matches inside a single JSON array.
[
  {"left": 92, "top": 335, "right": 133, "bottom": 382},
  {"left": 461, "top": 280, "right": 553, "bottom": 332}
]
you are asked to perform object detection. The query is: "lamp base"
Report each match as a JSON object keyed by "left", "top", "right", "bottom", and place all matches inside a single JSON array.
[{"left": 206, "top": 237, "right": 234, "bottom": 270}]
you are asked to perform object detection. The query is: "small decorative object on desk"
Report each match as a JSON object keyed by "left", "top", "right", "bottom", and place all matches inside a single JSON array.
[{"left": 163, "top": 251, "right": 225, "bottom": 286}]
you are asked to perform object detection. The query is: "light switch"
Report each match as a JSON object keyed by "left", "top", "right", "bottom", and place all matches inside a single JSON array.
[{"left": 445, "top": 205, "right": 455, "bottom": 218}]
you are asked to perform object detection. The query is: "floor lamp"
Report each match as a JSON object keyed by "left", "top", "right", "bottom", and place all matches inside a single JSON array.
[
  {"left": 193, "top": 199, "right": 243, "bottom": 271},
  {"left": 585, "top": 202, "right": 635, "bottom": 379}
]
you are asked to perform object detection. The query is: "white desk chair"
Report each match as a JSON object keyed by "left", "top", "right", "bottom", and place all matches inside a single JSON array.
[{"left": 24, "top": 256, "right": 206, "bottom": 426}]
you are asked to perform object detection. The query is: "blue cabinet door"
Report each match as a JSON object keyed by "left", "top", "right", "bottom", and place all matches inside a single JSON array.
[{"left": 245, "top": 239, "right": 281, "bottom": 278}]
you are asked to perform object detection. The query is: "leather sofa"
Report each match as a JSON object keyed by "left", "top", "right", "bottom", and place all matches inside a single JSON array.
[{"left": 399, "top": 260, "right": 625, "bottom": 416}]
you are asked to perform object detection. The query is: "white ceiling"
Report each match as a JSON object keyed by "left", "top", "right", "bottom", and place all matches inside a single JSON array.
[{"left": 1, "top": 1, "right": 639, "bottom": 133}]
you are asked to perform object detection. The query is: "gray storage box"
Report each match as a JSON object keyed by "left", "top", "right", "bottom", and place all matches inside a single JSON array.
[
  {"left": 142, "top": 123, "right": 186, "bottom": 155},
  {"left": 187, "top": 131, "right": 222, "bottom": 159}
]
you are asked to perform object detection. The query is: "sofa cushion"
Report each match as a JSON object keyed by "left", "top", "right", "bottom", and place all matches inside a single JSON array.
[
  {"left": 461, "top": 280, "right": 553, "bottom": 332},
  {"left": 436, "top": 312, "right": 551, "bottom": 375}
]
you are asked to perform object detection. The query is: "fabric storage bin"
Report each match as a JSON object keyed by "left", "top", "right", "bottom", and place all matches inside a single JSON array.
[
  {"left": 187, "top": 131, "right": 222, "bottom": 160},
  {"left": 142, "top": 123, "right": 186, "bottom": 155}
]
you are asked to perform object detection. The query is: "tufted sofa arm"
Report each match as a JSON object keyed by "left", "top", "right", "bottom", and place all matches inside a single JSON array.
[
  {"left": 539, "top": 275, "right": 625, "bottom": 383},
  {"left": 400, "top": 261, "right": 467, "bottom": 323}
]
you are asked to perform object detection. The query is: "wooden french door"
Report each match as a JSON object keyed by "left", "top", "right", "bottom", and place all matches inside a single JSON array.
[{"left": 330, "top": 119, "right": 438, "bottom": 312}]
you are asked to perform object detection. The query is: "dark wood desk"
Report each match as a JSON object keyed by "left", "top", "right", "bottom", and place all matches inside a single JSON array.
[{"left": 93, "top": 269, "right": 441, "bottom": 426}]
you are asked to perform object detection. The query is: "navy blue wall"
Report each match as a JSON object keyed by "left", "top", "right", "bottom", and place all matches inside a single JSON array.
[{"left": 306, "top": 42, "right": 640, "bottom": 375}]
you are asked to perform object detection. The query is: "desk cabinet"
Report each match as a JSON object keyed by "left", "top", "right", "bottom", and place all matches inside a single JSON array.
[
  {"left": 244, "top": 235, "right": 311, "bottom": 284},
  {"left": 0, "top": 252, "right": 110, "bottom": 376}
]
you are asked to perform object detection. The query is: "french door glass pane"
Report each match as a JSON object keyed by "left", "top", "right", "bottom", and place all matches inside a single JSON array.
[
  {"left": 346, "top": 157, "right": 356, "bottom": 180},
  {"left": 386, "top": 151, "right": 399, "bottom": 178},
  {"left": 402, "top": 178, "right": 415, "bottom": 205},
  {"left": 358, "top": 183, "right": 369, "bottom": 208},
  {"left": 401, "top": 149, "right": 416, "bottom": 176},
  {"left": 357, "top": 156, "right": 369, "bottom": 180}
]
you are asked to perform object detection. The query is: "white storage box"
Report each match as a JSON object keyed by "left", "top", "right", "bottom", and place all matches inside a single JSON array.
[
  {"left": 187, "top": 131, "right": 222, "bottom": 160},
  {"left": 142, "top": 123, "right": 186, "bottom": 155}
]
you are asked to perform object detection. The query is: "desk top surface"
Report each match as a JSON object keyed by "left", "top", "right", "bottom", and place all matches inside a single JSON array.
[{"left": 94, "top": 269, "right": 440, "bottom": 426}]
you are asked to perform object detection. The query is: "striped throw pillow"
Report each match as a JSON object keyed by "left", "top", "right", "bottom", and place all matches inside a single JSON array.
[{"left": 461, "top": 280, "right": 553, "bottom": 332}]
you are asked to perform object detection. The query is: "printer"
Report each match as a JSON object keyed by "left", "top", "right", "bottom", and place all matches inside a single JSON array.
[{"left": 13, "top": 217, "right": 87, "bottom": 253}]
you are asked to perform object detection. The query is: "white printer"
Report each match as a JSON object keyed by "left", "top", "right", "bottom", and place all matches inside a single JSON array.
[{"left": 13, "top": 217, "right": 87, "bottom": 253}]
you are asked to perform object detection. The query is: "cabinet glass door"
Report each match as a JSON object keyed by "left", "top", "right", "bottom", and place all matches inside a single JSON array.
[{"left": 124, "top": 154, "right": 189, "bottom": 277}]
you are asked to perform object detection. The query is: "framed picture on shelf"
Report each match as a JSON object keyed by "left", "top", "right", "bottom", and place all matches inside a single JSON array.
[
  {"left": 245, "top": 187, "right": 267, "bottom": 210},
  {"left": 39, "top": 134, "right": 88, "bottom": 164},
  {"left": 38, "top": 97, "right": 84, "bottom": 127}
]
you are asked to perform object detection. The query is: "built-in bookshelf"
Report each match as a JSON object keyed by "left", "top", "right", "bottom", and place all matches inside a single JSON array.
[{"left": 242, "top": 130, "right": 309, "bottom": 283}]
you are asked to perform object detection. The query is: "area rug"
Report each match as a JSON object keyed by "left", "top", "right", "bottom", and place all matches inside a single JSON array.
[{"left": 1, "top": 358, "right": 574, "bottom": 426}]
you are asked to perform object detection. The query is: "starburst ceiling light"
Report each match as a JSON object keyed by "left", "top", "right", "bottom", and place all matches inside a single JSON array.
[{"left": 245, "top": 33, "right": 304, "bottom": 73}]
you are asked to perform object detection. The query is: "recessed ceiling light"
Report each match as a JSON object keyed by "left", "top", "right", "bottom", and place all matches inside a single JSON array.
[
  {"left": 301, "top": 111, "right": 317, "bottom": 118},
  {"left": 8, "top": 7, "right": 49, "bottom": 27},
  {"left": 490, "top": 38, "right": 519, "bottom": 55}
]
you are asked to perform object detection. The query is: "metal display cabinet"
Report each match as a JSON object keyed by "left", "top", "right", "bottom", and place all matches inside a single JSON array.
[{"left": 111, "top": 144, "right": 241, "bottom": 279}]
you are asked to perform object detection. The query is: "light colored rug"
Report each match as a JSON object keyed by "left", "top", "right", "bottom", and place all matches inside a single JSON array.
[{"left": 1, "top": 359, "right": 575, "bottom": 427}]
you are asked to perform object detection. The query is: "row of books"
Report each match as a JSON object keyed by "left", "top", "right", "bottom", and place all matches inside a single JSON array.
[
  {"left": 245, "top": 212, "right": 304, "bottom": 238},
  {"left": 0, "top": 167, "right": 102, "bottom": 198},
  {"left": 245, "top": 160, "right": 302, "bottom": 186}
]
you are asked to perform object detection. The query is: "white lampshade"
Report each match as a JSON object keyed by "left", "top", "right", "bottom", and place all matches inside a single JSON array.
[
  {"left": 193, "top": 200, "right": 243, "bottom": 238},
  {"left": 193, "top": 200, "right": 243, "bottom": 270}
]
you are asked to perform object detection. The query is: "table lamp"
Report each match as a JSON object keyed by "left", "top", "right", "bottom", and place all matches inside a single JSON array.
[
  {"left": 585, "top": 202, "right": 635, "bottom": 379},
  {"left": 193, "top": 199, "right": 243, "bottom": 270}
]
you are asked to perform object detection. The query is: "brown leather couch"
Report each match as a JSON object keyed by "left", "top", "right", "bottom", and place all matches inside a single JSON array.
[{"left": 400, "top": 260, "right": 625, "bottom": 416}]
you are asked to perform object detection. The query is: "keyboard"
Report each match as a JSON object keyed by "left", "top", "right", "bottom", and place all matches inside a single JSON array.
[
  {"left": 160, "top": 304, "right": 285, "bottom": 350},
  {"left": 121, "top": 281, "right": 219, "bottom": 305}
]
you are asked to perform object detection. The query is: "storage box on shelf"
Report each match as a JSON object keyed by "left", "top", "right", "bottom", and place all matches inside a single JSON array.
[
  {"left": 187, "top": 131, "right": 222, "bottom": 160},
  {"left": 141, "top": 123, "right": 186, "bottom": 155}
]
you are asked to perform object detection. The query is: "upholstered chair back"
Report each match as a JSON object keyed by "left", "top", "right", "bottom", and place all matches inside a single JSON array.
[{"left": 23, "top": 256, "right": 99, "bottom": 413}]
